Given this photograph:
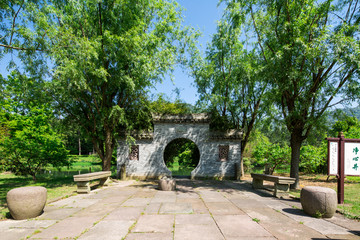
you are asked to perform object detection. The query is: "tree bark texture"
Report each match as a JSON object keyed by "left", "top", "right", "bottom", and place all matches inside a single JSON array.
[{"left": 289, "top": 131, "right": 303, "bottom": 189}]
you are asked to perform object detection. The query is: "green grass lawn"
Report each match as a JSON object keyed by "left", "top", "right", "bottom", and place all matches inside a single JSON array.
[
  {"left": 166, "top": 160, "right": 194, "bottom": 176},
  {"left": 0, "top": 173, "right": 77, "bottom": 219},
  {"left": 0, "top": 155, "right": 117, "bottom": 220}
]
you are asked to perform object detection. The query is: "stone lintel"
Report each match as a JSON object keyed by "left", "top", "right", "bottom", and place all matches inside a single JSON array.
[{"left": 152, "top": 113, "right": 210, "bottom": 123}]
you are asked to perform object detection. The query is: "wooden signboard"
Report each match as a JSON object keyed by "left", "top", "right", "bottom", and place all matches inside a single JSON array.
[{"left": 327, "top": 133, "right": 360, "bottom": 204}]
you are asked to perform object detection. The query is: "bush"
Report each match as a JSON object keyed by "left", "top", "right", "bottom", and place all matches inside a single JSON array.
[
  {"left": 253, "top": 141, "right": 290, "bottom": 175},
  {"left": 299, "top": 143, "right": 327, "bottom": 174},
  {"left": 0, "top": 106, "right": 69, "bottom": 180},
  {"left": 242, "top": 157, "right": 253, "bottom": 172}
]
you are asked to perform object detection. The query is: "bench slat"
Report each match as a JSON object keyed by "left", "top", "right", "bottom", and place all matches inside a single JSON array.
[
  {"left": 74, "top": 171, "right": 111, "bottom": 182},
  {"left": 251, "top": 173, "right": 295, "bottom": 184}
]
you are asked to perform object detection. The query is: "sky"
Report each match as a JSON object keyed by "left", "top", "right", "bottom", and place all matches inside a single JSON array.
[{"left": 152, "top": 0, "right": 225, "bottom": 105}]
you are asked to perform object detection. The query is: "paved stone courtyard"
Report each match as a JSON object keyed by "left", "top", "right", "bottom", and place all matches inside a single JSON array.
[{"left": 1, "top": 179, "right": 360, "bottom": 240}]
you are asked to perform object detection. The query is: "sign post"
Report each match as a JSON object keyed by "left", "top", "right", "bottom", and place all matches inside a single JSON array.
[
  {"left": 327, "top": 132, "right": 360, "bottom": 204},
  {"left": 338, "top": 133, "right": 345, "bottom": 204}
]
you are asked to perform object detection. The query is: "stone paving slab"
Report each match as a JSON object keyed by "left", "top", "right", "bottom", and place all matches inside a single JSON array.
[
  {"left": 174, "top": 223, "right": 224, "bottom": 240},
  {"left": 38, "top": 207, "right": 82, "bottom": 220},
  {"left": 151, "top": 191, "right": 177, "bottom": 203},
  {"left": 121, "top": 197, "right": 152, "bottom": 207},
  {"left": 126, "top": 232, "right": 173, "bottom": 240},
  {"left": 206, "top": 202, "right": 245, "bottom": 215},
  {"left": 72, "top": 203, "right": 116, "bottom": 218},
  {"left": 100, "top": 195, "right": 130, "bottom": 204},
  {"left": 1, "top": 180, "right": 359, "bottom": 240},
  {"left": 104, "top": 206, "right": 144, "bottom": 221},
  {"left": 243, "top": 207, "right": 325, "bottom": 239},
  {"left": 132, "top": 214, "right": 174, "bottom": 233},
  {"left": 213, "top": 214, "right": 273, "bottom": 238},
  {"left": 327, "top": 214, "right": 360, "bottom": 231},
  {"left": 159, "top": 202, "right": 193, "bottom": 214},
  {"left": 280, "top": 207, "right": 350, "bottom": 235},
  {"left": 31, "top": 216, "right": 99, "bottom": 239},
  {"left": 63, "top": 198, "right": 100, "bottom": 208},
  {"left": 12, "top": 219, "right": 57, "bottom": 229},
  {"left": 132, "top": 190, "right": 156, "bottom": 198},
  {"left": 175, "top": 214, "right": 215, "bottom": 225},
  {"left": 0, "top": 219, "right": 26, "bottom": 230},
  {"left": 191, "top": 201, "right": 210, "bottom": 214},
  {"left": 3, "top": 227, "right": 36, "bottom": 240},
  {"left": 144, "top": 203, "right": 161, "bottom": 214},
  {"left": 199, "top": 190, "right": 230, "bottom": 203},
  {"left": 77, "top": 220, "right": 134, "bottom": 240},
  {"left": 230, "top": 198, "right": 268, "bottom": 209}
]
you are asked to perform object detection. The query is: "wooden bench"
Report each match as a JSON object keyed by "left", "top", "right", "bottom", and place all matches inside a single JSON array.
[
  {"left": 73, "top": 171, "right": 111, "bottom": 193},
  {"left": 251, "top": 173, "right": 295, "bottom": 198}
]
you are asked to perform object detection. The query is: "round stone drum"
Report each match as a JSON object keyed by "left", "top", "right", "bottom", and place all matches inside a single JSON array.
[
  {"left": 300, "top": 186, "right": 337, "bottom": 218},
  {"left": 158, "top": 177, "right": 176, "bottom": 191},
  {"left": 7, "top": 186, "right": 47, "bottom": 220}
]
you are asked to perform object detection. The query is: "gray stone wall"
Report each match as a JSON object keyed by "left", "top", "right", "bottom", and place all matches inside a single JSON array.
[{"left": 117, "top": 122, "right": 241, "bottom": 179}]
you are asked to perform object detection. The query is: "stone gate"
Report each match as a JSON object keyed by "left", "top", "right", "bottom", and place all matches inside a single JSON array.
[{"left": 116, "top": 114, "right": 242, "bottom": 179}]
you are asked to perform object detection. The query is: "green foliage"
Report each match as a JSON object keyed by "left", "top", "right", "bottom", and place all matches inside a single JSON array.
[
  {"left": 299, "top": 144, "right": 327, "bottom": 174},
  {"left": 0, "top": 105, "right": 69, "bottom": 181},
  {"left": 164, "top": 138, "right": 199, "bottom": 174},
  {"left": 253, "top": 137, "right": 291, "bottom": 175},
  {"left": 150, "top": 94, "right": 195, "bottom": 115},
  {"left": 331, "top": 115, "right": 359, "bottom": 136},
  {"left": 189, "top": 9, "right": 268, "bottom": 134},
  {"left": 242, "top": 157, "right": 253, "bottom": 173},
  {"left": 0, "top": 0, "right": 197, "bottom": 171},
  {"left": 224, "top": 0, "right": 360, "bottom": 187},
  {"left": 330, "top": 115, "right": 360, "bottom": 139}
]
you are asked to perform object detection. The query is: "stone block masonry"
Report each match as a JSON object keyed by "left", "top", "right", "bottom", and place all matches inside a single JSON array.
[{"left": 117, "top": 114, "right": 242, "bottom": 180}]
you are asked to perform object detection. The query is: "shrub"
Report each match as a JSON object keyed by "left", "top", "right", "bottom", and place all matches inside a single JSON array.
[
  {"left": 0, "top": 106, "right": 69, "bottom": 180},
  {"left": 253, "top": 141, "right": 290, "bottom": 175},
  {"left": 299, "top": 144, "right": 327, "bottom": 174}
]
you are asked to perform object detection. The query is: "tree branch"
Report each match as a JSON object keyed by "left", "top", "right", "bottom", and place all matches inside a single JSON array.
[
  {"left": 0, "top": 43, "right": 43, "bottom": 51},
  {"left": 250, "top": 5, "right": 268, "bottom": 63},
  {"left": 9, "top": 0, "right": 24, "bottom": 45}
]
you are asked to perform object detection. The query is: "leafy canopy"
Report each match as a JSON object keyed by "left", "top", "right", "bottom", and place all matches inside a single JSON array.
[{"left": 1, "top": 0, "right": 198, "bottom": 170}]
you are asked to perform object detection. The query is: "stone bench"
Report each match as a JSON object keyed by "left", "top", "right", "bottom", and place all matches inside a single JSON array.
[
  {"left": 73, "top": 171, "right": 111, "bottom": 193},
  {"left": 251, "top": 173, "right": 295, "bottom": 198}
]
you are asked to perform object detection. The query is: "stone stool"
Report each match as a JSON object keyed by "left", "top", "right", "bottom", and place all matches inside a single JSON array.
[
  {"left": 7, "top": 186, "right": 47, "bottom": 220},
  {"left": 158, "top": 177, "right": 176, "bottom": 191},
  {"left": 300, "top": 186, "right": 337, "bottom": 218}
]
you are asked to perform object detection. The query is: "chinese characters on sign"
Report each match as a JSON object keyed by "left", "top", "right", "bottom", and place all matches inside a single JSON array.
[
  {"left": 327, "top": 135, "right": 360, "bottom": 204},
  {"left": 328, "top": 141, "right": 338, "bottom": 175},
  {"left": 344, "top": 143, "right": 360, "bottom": 175},
  {"left": 328, "top": 141, "right": 360, "bottom": 176}
]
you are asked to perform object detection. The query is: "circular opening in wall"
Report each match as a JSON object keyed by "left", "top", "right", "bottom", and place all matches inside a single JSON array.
[{"left": 163, "top": 138, "right": 200, "bottom": 177}]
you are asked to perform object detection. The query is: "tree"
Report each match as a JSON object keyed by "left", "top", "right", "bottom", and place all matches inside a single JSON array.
[
  {"left": 225, "top": 0, "right": 360, "bottom": 188},
  {"left": 0, "top": 105, "right": 69, "bottom": 181},
  {"left": 0, "top": 71, "right": 69, "bottom": 180},
  {"left": 331, "top": 113, "right": 360, "bottom": 139},
  {"left": 188, "top": 13, "right": 268, "bottom": 178},
  {"left": 1, "top": 0, "right": 196, "bottom": 171},
  {"left": 150, "top": 94, "right": 195, "bottom": 115},
  {"left": 253, "top": 141, "right": 291, "bottom": 175}
]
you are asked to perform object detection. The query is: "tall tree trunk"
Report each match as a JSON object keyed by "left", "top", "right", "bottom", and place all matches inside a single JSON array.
[
  {"left": 239, "top": 142, "right": 247, "bottom": 179},
  {"left": 102, "top": 126, "right": 114, "bottom": 171},
  {"left": 78, "top": 130, "right": 81, "bottom": 156},
  {"left": 289, "top": 131, "right": 303, "bottom": 189}
]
